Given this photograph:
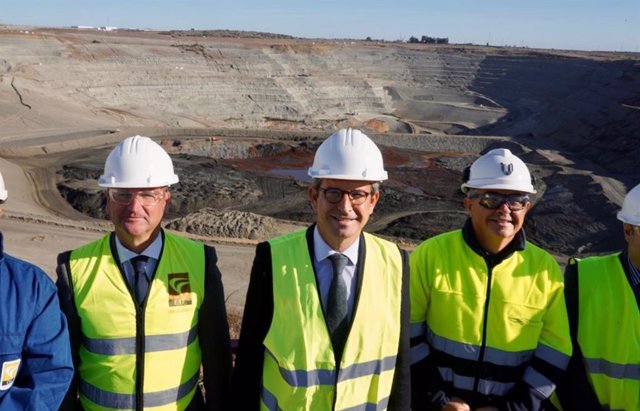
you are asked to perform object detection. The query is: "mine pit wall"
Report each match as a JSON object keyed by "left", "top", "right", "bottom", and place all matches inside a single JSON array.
[
  {"left": 2, "top": 29, "right": 638, "bottom": 259},
  {"left": 3, "top": 30, "right": 638, "bottom": 182},
  {"left": 0, "top": 126, "right": 510, "bottom": 159}
]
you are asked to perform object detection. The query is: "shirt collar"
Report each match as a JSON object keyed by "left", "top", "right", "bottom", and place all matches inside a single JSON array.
[
  {"left": 115, "top": 232, "right": 163, "bottom": 263},
  {"left": 313, "top": 225, "right": 359, "bottom": 266}
]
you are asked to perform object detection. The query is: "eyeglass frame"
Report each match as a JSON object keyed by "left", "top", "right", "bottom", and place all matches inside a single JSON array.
[
  {"left": 467, "top": 190, "right": 530, "bottom": 211},
  {"left": 107, "top": 188, "right": 169, "bottom": 206},
  {"left": 316, "top": 187, "right": 373, "bottom": 205}
]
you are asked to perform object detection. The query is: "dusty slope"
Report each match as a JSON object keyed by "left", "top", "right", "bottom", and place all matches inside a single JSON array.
[{"left": 0, "top": 27, "right": 639, "bottom": 320}]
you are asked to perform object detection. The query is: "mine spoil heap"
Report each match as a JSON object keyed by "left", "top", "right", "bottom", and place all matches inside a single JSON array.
[{"left": 0, "top": 27, "right": 639, "bottom": 260}]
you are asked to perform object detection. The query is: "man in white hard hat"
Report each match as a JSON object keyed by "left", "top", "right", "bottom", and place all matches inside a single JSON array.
[
  {"left": 232, "top": 128, "right": 410, "bottom": 409},
  {"left": 410, "top": 148, "right": 572, "bottom": 411},
  {"left": 0, "top": 171, "right": 74, "bottom": 409},
  {"left": 56, "top": 136, "right": 232, "bottom": 410},
  {"left": 553, "top": 183, "right": 640, "bottom": 410}
]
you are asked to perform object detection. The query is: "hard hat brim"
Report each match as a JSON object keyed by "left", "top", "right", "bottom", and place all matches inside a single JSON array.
[
  {"left": 461, "top": 181, "right": 536, "bottom": 194},
  {"left": 307, "top": 170, "right": 388, "bottom": 182}
]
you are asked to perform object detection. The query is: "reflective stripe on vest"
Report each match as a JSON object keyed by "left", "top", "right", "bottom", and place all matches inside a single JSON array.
[
  {"left": 576, "top": 254, "right": 640, "bottom": 410},
  {"left": 79, "top": 371, "right": 199, "bottom": 409},
  {"left": 69, "top": 232, "right": 205, "bottom": 411},
  {"left": 83, "top": 326, "right": 198, "bottom": 355},
  {"left": 409, "top": 229, "right": 572, "bottom": 401},
  {"left": 262, "top": 230, "right": 403, "bottom": 410}
]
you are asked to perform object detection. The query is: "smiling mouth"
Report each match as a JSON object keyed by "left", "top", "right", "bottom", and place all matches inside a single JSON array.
[{"left": 123, "top": 216, "right": 146, "bottom": 222}]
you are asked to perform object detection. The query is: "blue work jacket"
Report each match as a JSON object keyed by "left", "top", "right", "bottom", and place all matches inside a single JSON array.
[{"left": 0, "top": 232, "right": 73, "bottom": 410}]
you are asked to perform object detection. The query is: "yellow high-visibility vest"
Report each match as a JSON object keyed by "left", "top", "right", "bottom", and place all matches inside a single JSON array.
[
  {"left": 410, "top": 229, "right": 572, "bottom": 402},
  {"left": 574, "top": 254, "right": 640, "bottom": 411},
  {"left": 262, "top": 230, "right": 403, "bottom": 410},
  {"left": 69, "top": 232, "right": 205, "bottom": 411}
]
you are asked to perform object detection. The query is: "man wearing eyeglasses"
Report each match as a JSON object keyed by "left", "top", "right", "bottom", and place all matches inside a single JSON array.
[
  {"left": 232, "top": 128, "right": 410, "bottom": 410},
  {"left": 553, "top": 183, "right": 640, "bottom": 410},
  {"left": 56, "top": 135, "right": 232, "bottom": 410},
  {"left": 410, "top": 148, "right": 572, "bottom": 411}
]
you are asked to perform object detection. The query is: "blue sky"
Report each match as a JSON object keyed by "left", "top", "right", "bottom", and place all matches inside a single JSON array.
[{"left": 2, "top": 1, "right": 639, "bottom": 52}]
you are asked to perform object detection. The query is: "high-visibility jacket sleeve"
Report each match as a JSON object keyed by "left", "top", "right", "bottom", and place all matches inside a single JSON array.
[
  {"left": 409, "top": 244, "right": 450, "bottom": 410},
  {"left": 0, "top": 255, "right": 74, "bottom": 410}
]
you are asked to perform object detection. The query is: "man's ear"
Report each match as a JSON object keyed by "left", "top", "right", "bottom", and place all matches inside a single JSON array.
[
  {"left": 463, "top": 196, "right": 473, "bottom": 216},
  {"left": 308, "top": 186, "right": 318, "bottom": 211},
  {"left": 163, "top": 190, "right": 172, "bottom": 214},
  {"left": 623, "top": 223, "right": 634, "bottom": 243}
]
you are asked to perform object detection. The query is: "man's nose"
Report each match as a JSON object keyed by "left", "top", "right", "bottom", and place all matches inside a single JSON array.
[
  {"left": 126, "top": 194, "right": 145, "bottom": 209},
  {"left": 336, "top": 192, "right": 353, "bottom": 210},
  {"left": 497, "top": 200, "right": 512, "bottom": 212}
]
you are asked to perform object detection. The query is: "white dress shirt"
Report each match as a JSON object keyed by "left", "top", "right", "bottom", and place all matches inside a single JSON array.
[{"left": 313, "top": 226, "right": 360, "bottom": 320}]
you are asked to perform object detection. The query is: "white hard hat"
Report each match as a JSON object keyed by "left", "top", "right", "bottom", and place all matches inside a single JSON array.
[
  {"left": 98, "top": 135, "right": 179, "bottom": 188},
  {"left": 0, "top": 172, "right": 7, "bottom": 202},
  {"left": 308, "top": 128, "right": 388, "bottom": 181},
  {"left": 461, "top": 148, "right": 536, "bottom": 194},
  {"left": 617, "top": 183, "right": 640, "bottom": 225}
]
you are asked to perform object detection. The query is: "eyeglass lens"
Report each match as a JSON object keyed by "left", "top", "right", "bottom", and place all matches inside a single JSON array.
[
  {"left": 477, "top": 193, "right": 529, "bottom": 211},
  {"left": 109, "top": 190, "right": 164, "bottom": 206},
  {"left": 320, "top": 188, "right": 370, "bottom": 205}
]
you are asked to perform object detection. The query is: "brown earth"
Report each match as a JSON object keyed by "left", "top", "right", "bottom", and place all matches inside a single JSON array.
[{"left": 1, "top": 26, "right": 639, "bottom": 327}]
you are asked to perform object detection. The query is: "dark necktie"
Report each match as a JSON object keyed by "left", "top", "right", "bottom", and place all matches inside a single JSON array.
[
  {"left": 131, "top": 256, "right": 149, "bottom": 306},
  {"left": 327, "top": 253, "right": 349, "bottom": 360}
]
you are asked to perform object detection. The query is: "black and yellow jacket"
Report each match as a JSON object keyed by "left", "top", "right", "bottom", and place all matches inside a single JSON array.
[{"left": 410, "top": 220, "right": 572, "bottom": 410}]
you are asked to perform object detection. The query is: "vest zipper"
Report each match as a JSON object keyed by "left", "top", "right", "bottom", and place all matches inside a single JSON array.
[
  {"left": 136, "top": 304, "right": 145, "bottom": 411},
  {"left": 472, "top": 264, "right": 493, "bottom": 405}
]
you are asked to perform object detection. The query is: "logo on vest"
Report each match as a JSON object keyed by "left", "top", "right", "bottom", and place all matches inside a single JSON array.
[
  {"left": 1, "top": 359, "right": 21, "bottom": 391},
  {"left": 168, "top": 272, "right": 192, "bottom": 306}
]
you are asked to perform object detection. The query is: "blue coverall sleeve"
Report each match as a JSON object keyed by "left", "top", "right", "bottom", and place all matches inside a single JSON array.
[{"left": 0, "top": 263, "right": 74, "bottom": 410}]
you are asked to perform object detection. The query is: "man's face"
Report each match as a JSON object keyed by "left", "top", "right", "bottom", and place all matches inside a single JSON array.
[
  {"left": 464, "top": 189, "right": 531, "bottom": 250},
  {"left": 624, "top": 223, "right": 640, "bottom": 265},
  {"left": 106, "top": 187, "right": 170, "bottom": 249},
  {"left": 309, "top": 179, "right": 380, "bottom": 251}
]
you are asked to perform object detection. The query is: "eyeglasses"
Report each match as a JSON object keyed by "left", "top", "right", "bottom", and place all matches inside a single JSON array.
[
  {"left": 471, "top": 192, "right": 530, "bottom": 211},
  {"left": 108, "top": 189, "right": 167, "bottom": 206},
  {"left": 318, "top": 187, "right": 372, "bottom": 205}
]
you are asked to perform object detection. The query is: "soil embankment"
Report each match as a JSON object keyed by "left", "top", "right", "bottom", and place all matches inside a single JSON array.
[{"left": 1, "top": 27, "right": 639, "bottom": 323}]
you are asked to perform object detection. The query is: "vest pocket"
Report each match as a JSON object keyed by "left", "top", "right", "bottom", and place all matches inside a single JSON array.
[{"left": 504, "top": 304, "right": 544, "bottom": 344}]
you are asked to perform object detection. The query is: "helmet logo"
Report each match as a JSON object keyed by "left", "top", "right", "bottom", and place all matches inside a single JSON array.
[{"left": 501, "top": 163, "right": 514, "bottom": 175}]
